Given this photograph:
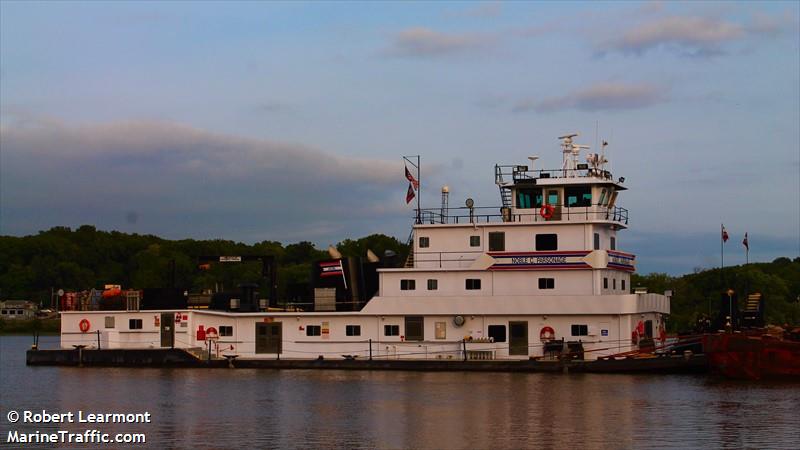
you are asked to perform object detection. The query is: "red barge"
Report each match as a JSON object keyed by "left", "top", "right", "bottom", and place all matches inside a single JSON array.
[{"left": 704, "top": 330, "right": 800, "bottom": 380}]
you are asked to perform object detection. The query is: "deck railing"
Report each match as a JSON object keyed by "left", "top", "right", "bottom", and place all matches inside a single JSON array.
[{"left": 415, "top": 204, "right": 628, "bottom": 225}]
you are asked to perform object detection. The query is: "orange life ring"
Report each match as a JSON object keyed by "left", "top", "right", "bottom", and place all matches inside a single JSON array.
[
  {"left": 540, "top": 326, "right": 555, "bottom": 341},
  {"left": 79, "top": 319, "right": 91, "bottom": 333},
  {"left": 540, "top": 204, "right": 555, "bottom": 219}
]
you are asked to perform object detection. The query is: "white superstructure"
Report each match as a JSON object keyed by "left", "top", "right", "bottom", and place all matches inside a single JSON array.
[{"left": 60, "top": 133, "right": 670, "bottom": 361}]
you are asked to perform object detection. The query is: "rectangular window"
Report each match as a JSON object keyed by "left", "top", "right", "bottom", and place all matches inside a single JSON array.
[
  {"left": 622, "top": 279, "right": 626, "bottom": 291},
  {"left": 384, "top": 324, "right": 399, "bottom": 336},
  {"left": 306, "top": 325, "right": 321, "bottom": 336},
  {"left": 435, "top": 322, "right": 446, "bottom": 339},
  {"left": 535, "top": 234, "right": 558, "bottom": 251},
  {"left": 571, "top": 324, "right": 589, "bottom": 336},
  {"left": 547, "top": 190, "right": 559, "bottom": 206},
  {"left": 610, "top": 236, "right": 616, "bottom": 250},
  {"left": 419, "top": 236, "right": 430, "bottom": 248},
  {"left": 644, "top": 320, "right": 654, "bottom": 338},
  {"left": 346, "top": 325, "right": 361, "bottom": 336},
  {"left": 219, "top": 325, "right": 233, "bottom": 337},
  {"left": 488, "top": 232, "right": 505, "bottom": 251},
  {"left": 604, "top": 278, "right": 608, "bottom": 289},
  {"left": 470, "top": 235, "right": 480, "bottom": 247},
  {"left": 613, "top": 279, "right": 617, "bottom": 290},
  {"left": 466, "top": 279, "right": 482, "bottom": 290},
  {"left": 400, "top": 279, "right": 416, "bottom": 291},
  {"left": 599, "top": 188, "right": 607, "bottom": 205},
  {"left": 565, "top": 186, "right": 591, "bottom": 207},
  {"left": 104, "top": 316, "right": 115, "bottom": 329},
  {"left": 594, "top": 233, "right": 600, "bottom": 250},
  {"left": 129, "top": 319, "right": 143, "bottom": 330},
  {"left": 538, "top": 278, "right": 555, "bottom": 289},
  {"left": 516, "top": 188, "right": 543, "bottom": 209},
  {"left": 405, "top": 316, "right": 424, "bottom": 341},
  {"left": 488, "top": 325, "right": 507, "bottom": 343},
  {"left": 427, "top": 279, "right": 438, "bottom": 290}
]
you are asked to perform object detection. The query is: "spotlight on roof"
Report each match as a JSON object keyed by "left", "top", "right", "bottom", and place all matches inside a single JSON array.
[{"left": 618, "top": 177, "right": 625, "bottom": 183}]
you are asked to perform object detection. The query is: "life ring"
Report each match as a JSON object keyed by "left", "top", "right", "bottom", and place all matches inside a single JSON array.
[
  {"left": 658, "top": 326, "right": 667, "bottom": 343},
  {"left": 631, "top": 330, "right": 640, "bottom": 345},
  {"left": 540, "top": 204, "right": 555, "bottom": 219},
  {"left": 79, "top": 319, "right": 91, "bottom": 333},
  {"left": 540, "top": 326, "right": 555, "bottom": 341}
]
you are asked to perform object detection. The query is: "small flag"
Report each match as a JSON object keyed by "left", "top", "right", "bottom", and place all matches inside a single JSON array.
[
  {"left": 722, "top": 225, "right": 729, "bottom": 243},
  {"left": 406, "top": 183, "right": 416, "bottom": 204},
  {"left": 743, "top": 233, "right": 749, "bottom": 250},
  {"left": 405, "top": 165, "right": 419, "bottom": 190},
  {"left": 319, "top": 260, "right": 344, "bottom": 278}
]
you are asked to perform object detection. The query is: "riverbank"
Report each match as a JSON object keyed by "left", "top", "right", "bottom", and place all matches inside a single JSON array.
[{"left": 0, "top": 318, "right": 60, "bottom": 335}]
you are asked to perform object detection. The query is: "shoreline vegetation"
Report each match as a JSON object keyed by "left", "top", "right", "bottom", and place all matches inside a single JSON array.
[
  {"left": 0, "top": 318, "right": 60, "bottom": 335},
  {"left": 1, "top": 226, "right": 798, "bottom": 332}
]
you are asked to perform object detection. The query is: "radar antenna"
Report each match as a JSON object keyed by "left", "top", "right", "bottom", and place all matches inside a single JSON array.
[{"left": 559, "top": 133, "right": 589, "bottom": 177}]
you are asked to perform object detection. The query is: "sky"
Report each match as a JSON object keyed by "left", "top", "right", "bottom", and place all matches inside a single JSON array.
[{"left": 1, "top": 1, "right": 798, "bottom": 275}]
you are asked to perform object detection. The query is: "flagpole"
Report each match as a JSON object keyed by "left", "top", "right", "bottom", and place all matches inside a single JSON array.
[
  {"left": 720, "top": 223, "right": 724, "bottom": 287},
  {"left": 417, "top": 155, "right": 421, "bottom": 224}
]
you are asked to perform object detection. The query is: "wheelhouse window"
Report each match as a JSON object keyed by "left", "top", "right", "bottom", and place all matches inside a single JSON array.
[
  {"left": 599, "top": 188, "right": 608, "bottom": 206},
  {"left": 538, "top": 278, "right": 555, "bottom": 289},
  {"left": 535, "top": 234, "right": 558, "bottom": 251},
  {"left": 594, "top": 233, "right": 600, "bottom": 250},
  {"left": 488, "top": 325, "right": 507, "bottom": 343},
  {"left": 516, "top": 188, "right": 543, "bottom": 209},
  {"left": 419, "top": 237, "right": 430, "bottom": 248},
  {"left": 427, "top": 279, "right": 438, "bottom": 290},
  {"left": 405, "top": 316, "right": 424, "bottom": 341},
  {"left": 547, "top": 190, "right": 559, "bottom": 206},
  {"left": 565, "top": 186, "right": 591, "bottom": 207},
  {"left": 346, "top": 325, "right": 361, "bottom": 336},
  {"left": 470, "top": 235, "right": 480, "bottom": 247},
  {"left": 306, "top": 325, "right": 321, "bottom": 336},
  {"left": 220, "top": 326, "right": 233, "bottom": 337},
  {"left": 400, "top": 279, "right": 416, "bottom": 291},
  {"left": 384, "top": 325, "right": 399, "bottom": 336},
  {"left": 466, "top": 279, "right": 482, "bottom": 290},
  {"left": 571, "top": 324, "right": 588, "bottom": 336},
  {"left": 610, "top": 236, "right": 616, "bottom": 250},
  {"left": 129, "top": 319, "right": 143, "bottom": 330},
  {"left": 488, "top": 232, "right": 505, "bottom": 251}
]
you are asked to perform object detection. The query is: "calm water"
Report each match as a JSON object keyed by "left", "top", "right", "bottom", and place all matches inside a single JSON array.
[{"left": 1, "top": 335, "right": 798, "bottom": 449}]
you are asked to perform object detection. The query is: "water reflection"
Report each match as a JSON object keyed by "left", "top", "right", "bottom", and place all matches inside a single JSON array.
[{"left": 2, "top": 336, "right": 798, "bottom": 449}]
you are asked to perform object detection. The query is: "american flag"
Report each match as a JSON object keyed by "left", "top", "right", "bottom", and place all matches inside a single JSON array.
[{"left": 319, "top": 260, "right": 344, "bottom": 277}]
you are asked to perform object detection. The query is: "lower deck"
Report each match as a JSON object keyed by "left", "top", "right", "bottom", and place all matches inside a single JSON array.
[{"left": 60, "top": 309, "right": 666, "bottom": 361}]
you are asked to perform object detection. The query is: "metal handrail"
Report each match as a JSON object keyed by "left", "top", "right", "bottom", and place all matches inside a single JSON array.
[{"left": 415, "top": 204, "right": 628, "bottom": 225}]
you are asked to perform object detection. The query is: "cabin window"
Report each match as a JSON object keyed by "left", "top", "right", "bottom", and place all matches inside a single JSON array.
[
  {"left": 594, "top": 233, "right": 600, "bottom": 250},
  {"left": 644, "top": 320, "right": 654, "bottom": 338},
  {"left": 599, "top": 188, "right": 607, "bottom": 205},
  {"left": 535, "top": 234, "right": 558, "bottom": 251},
  {"left": 104, "top": 316, "right": 115, "bottom": 328},
  {"left": 306, "top": 325, "right": 321, "bottom": 336},
  {"left": 538, "top": 278, "right": 555, "bottom": 289},
  {"left": 219, "top": 326, "right": 233, "bottom": 337},
  {"left": 466, "top": 279, "right": 482, "bottom": 290},
  {"left": 419, "top": 237, "right": 430, "bottom": 248},
  {"left": 610, "top": 236, "right": 616, "bottom": 250},
  {"left": 488, "top": 232, "right": 505, "bottom": 251},
  {"left": 622, "top": 279, "right": 626, "bottom": 291},
  {"left": 604, "top": 278, "right": 608, "bottom": 289},
  {"left": 565, "top": 186, "right": 591, "bottom": 207},
  {"left": 516, "top": 188, "right": 543, "bottom": 209},
  {"left": 613, "top": 279, "right": 617, "bottom": 290},
  {"left": 427, "top": 279, "right": 438, "bottom": 290},
  {"left": 384, "top": 325, "right": 399, "bottom": 336},
  {"left": 129, "top": 319, "right": 143, "bottom": 330},
  {"left": 547, "top": 190, "right": 559, "bottom": 206},
  {"left": 488, "top": 325, "right": 507, "bottom": 343},
  {"left": 470, "top": 235, "right": 480, "bottom": 247},
  {"left": 435, "top": 322, "right": 446, "bottom": 339},
  {"left": 571, "top": 324, "right": 589, "bottom": 336},
  {"left": 346, "top": 325, "right": 361, "bottom": 336},
  {"left": 405, "top": 316, "right": 424, "bottom": 341},
  {"left": 400, "top": 279, "right": 416, "bottom": 291}
]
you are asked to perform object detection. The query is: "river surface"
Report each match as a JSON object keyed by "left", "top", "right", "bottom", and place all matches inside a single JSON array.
[{"left": 1, "top": 335, "right": 798, "bottom": 449}]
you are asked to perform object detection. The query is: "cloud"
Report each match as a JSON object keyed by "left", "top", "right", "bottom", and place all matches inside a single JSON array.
[
  {"left": 597, "top": 12, "right": 797, "bottom": 57},
  {"left": 0, "top": 117, "right": 409, "bottom": 243},
  {"left": 513, "top": 82, "right": 667, "bottom": 113},
  {"left": 382, "top": 27, "right": 495, "bottom": 58}
]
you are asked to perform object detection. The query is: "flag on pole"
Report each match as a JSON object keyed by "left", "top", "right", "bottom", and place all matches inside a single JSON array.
[
  {"left": 405, "top": 165, "right": 419, "bottom": 190},
  {"left": 405, "top": 183, "right": 416, "bottom": 204},
  {"left": 722, "top": 225, "right": 729, "bottom": 243},
  {"left": 742, "top": 232, "right": 748, "bottom": 250}
]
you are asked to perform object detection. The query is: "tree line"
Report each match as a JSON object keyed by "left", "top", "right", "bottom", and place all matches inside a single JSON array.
[{"left": 1, "top": 226, "right": 798, "bottom": 331}]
